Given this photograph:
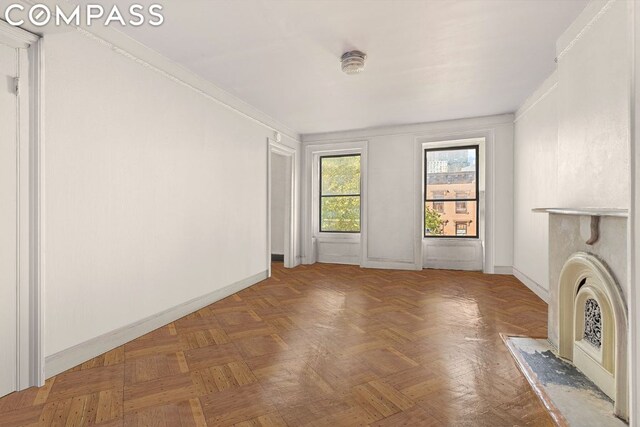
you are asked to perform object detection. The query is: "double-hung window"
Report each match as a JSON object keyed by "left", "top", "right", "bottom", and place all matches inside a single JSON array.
[
  {"left": 424, "top": 146, "right": 478, "bottom": 238},
  {"left": 319, "top": 154, "right": 361, "bottom": 233}
]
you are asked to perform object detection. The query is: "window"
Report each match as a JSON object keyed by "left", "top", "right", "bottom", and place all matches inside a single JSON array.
[
  {"left": 320, "top": 154, "right": 361, "bottom": 232},
  {"left": 432, "top": 191, "right": 445, "bottom": 213},
  {"left": 424, "top": 145, "right": 478, "bottom": 237},
  {"left": 456, "top": 222, "right": 468, "bottom": 236}
]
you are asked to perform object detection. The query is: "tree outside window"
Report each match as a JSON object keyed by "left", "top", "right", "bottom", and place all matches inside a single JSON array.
[{"left": 319, "top": 155, "right": 361, "bottom": 232}]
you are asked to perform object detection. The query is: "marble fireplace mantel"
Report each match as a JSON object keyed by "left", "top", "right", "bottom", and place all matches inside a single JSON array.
[
  {"left": 532, "top": 207, "right": 630, "bottom": 420},
  {"left": 533, "top": 208, "right": 629, "bottom": 245},
  {"left": 532, "top": 207, "right": 628, "bottom": 217}
]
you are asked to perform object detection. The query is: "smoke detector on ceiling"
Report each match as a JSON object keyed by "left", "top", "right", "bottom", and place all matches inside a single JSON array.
[{"left": 341, "top": 50, "right": 367, "bottom": 75}]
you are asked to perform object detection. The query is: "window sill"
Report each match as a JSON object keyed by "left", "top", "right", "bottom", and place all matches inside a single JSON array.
[{"left": 423, "top": 236, "right": 480, "bottom": 241}]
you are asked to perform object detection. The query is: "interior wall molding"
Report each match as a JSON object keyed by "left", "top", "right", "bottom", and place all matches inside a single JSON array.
[
  {"left": 0, "top": 18, "right": 46, "bottom": 391},
  {"left": 267, "top": 138, "right": 299, "bottom": 275},
  {"left": 302, "top": 141, "right": 368, "bottom": 267},
  {"left": 556, "top": 0, "right": 616, "bottom": 63},
  {"left": 493, "top": 266, "right": 514, "bottom": 275},
  {"left": 514, "top": 79, "right": 558, "bottom": 123},
  {"left": 0, "top": 19, "right": 38, "bottom": 48},
  {"left": 513, "top": 266, "right": 550, "bottom": 303},
  {"left": 71, "top": 27, "right": 300, "bottom": 143},
  {"left": 44, "top": 270, "right": 268, "bottom": 379},
  {"left": 302, "top": 114, "right": 514, "bottom": 144},
  {"left": 13, "top": 0, "right": 299, "bottom": 142},
  {"left": 362, "top": 257, "right": 419, "bottom": 271}
]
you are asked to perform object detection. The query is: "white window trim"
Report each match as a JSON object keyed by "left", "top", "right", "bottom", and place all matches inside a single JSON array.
[
  {"left": 423, "top": 142, "right": 482, "bottom": 239},
  {"left": 415, "top": 134, "right": 492, "bottom": 272},
  {"left": 302, "top": 141, "right": 368, "bottom": 265}
]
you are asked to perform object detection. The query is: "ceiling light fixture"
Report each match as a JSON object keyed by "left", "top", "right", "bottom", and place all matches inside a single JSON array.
[{"left": 341, "top": 50, "right": 367, "bottom": 75}]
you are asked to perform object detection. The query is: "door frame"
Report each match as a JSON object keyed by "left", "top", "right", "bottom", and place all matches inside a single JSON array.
[
  {"left": 0, "top": 20, "right": 45, "bottom": 390},
  {"left": 267, "top": 138, "right": 297, "bottom": 275}
]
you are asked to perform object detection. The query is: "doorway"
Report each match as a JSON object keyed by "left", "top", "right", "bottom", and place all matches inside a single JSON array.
[
  {"left": 267, "top": 139, "right": 297, "bottom": 275},
  {"left": 270, "top": 153, "right": 287, "bottom": 263}
]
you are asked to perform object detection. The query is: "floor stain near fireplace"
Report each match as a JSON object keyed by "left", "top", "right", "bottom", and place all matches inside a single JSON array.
[{"left": 504, "top": 336, "right": 627, "bottom": 427}]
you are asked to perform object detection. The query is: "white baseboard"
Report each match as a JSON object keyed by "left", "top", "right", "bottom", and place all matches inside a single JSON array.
[
  {"left": 45, "top": 270, "right": 268, "bottom": 378},
  {"left": 512, "top": 267, "right": 550, "bottom": 303},
  {"left": 493, "top": 265, "right": 514, "bottom": 275}
]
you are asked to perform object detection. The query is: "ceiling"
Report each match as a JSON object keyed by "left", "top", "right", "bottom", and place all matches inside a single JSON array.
[{"left": 111, "top": 0, "right": 587, "bottom": 135}]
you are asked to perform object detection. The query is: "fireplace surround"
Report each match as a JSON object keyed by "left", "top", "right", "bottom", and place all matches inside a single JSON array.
[{"left": 534, "top": 208, "right": 629, "bottom": 421}]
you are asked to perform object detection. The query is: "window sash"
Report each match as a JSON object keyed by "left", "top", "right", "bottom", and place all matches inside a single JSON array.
[
  {"left": 424, "top": 145, "right": 479, "bottom": 238},
  {"left": 319, "top": 154, "right": 361, "bottom": 233}
]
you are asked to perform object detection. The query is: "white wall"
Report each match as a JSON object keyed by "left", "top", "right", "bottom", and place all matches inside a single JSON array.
[
  {"left": 42, "top": 30, "right": 301, "bottom": 364},
  {"left": 270, "top": 153, "right": 286, "bottom": 255},
  {"left": 302, "top": 114, "right": 514, "bottom": 273},
  {"left": 513, "top": 0, "right": 631, "bottom": 298},
  {"left": 556, "top": 0, "right": 630, "bottom": 209},
  {"left": 513, "top": 73, "right": 558, "bottom": 302}
]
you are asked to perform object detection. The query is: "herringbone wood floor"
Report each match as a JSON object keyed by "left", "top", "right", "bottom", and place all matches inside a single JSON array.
[{"left": 0, "top": 263, "right": 553, "bottom": 426}]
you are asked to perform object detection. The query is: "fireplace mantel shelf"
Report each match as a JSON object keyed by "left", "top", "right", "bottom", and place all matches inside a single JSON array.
[
  {"left": 532, "top": 208, "right": 628, "bottom": 218},
  {"left": 533, "top": 208, "right": 627, "bottom": 245}
]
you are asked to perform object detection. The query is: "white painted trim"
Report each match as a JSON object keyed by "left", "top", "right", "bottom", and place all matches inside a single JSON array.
[
  {"left": 29, "top": 36, "right": 44, "bottom": 389},
  {"left": 556, "top": 0, "right": 616, "bottom": 62},
  {"left": 73, "top": 27, "right": 300, "bottom": 143},
  {"left": 2, "top": 21, "right": 44, "bottom": 391},
  {"left": 515, "top": 72, "right": 558, "bottom": 123},
  {"left": 268, "top": 139, "right": 298, "bottom": 272},
  {"left": 0, "top": 20, "right": 38, "bottom": 49},
  {"left": 361, "top": 258, "right": 420, "bottom": 271},
  {"left": 17, "top": 43, "right": 30, "bottom": 393},
  {"left": 513, "top": 267, "right": 550, "bottom": 303},
  {"left": 302, "top": 114, "right": 514, "bottom": 144},
  {"left": 414, "top": 138, "right": 425, "bottom": 270},
  {"left": 12, "top": 0, "right": 300, "bottom": 143},
  {"left": 45, "top": 270, "right": 268, "bottom": 378},
  {"left": 417, "top": 134, "right": 491, "bottom": 273},
  {"left": 303, "top": 141, "right": 367, "bottom": 267},
  {"left": 630, "top": 0, "right": 639, "bottom": 423},
  {"left": 493, "top": 266, "right": 514, "bottom": 275}
]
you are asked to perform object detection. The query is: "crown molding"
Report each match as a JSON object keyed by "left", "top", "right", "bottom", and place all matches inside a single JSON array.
[
  {"left": 514, "top": 71, "right": 558, "bottom": 123},
  {"left": 0, "top": 18, "right": 38, "bottom": 48},
  {"left": 9, "top": 0, "right": 301, "bottom": 143},
  {"left": 301, "top": 113, "right": 514, "bottom": 144},
  {"left": 556, "top": 0, "right": 616, "bottom": 63}
]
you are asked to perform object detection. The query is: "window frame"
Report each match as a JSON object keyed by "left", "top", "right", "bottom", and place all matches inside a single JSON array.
[
  {"left": 455, "top": 200, "right": 468, "bottom": 214},
  {"left": 424, "top": 145, "right": 479, "bottom": 239},
  {"left": 319, "top": 153, "right": 362, "bottom": 234}
]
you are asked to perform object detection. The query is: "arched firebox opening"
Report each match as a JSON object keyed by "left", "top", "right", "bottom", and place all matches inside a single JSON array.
[{"left": 557, "top": 252, "right": 628, "bottom": 421}]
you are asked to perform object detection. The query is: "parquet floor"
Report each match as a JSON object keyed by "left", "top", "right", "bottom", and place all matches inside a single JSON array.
[{"left": 0, "top": 263, "right": 553, "bottom": 426}]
